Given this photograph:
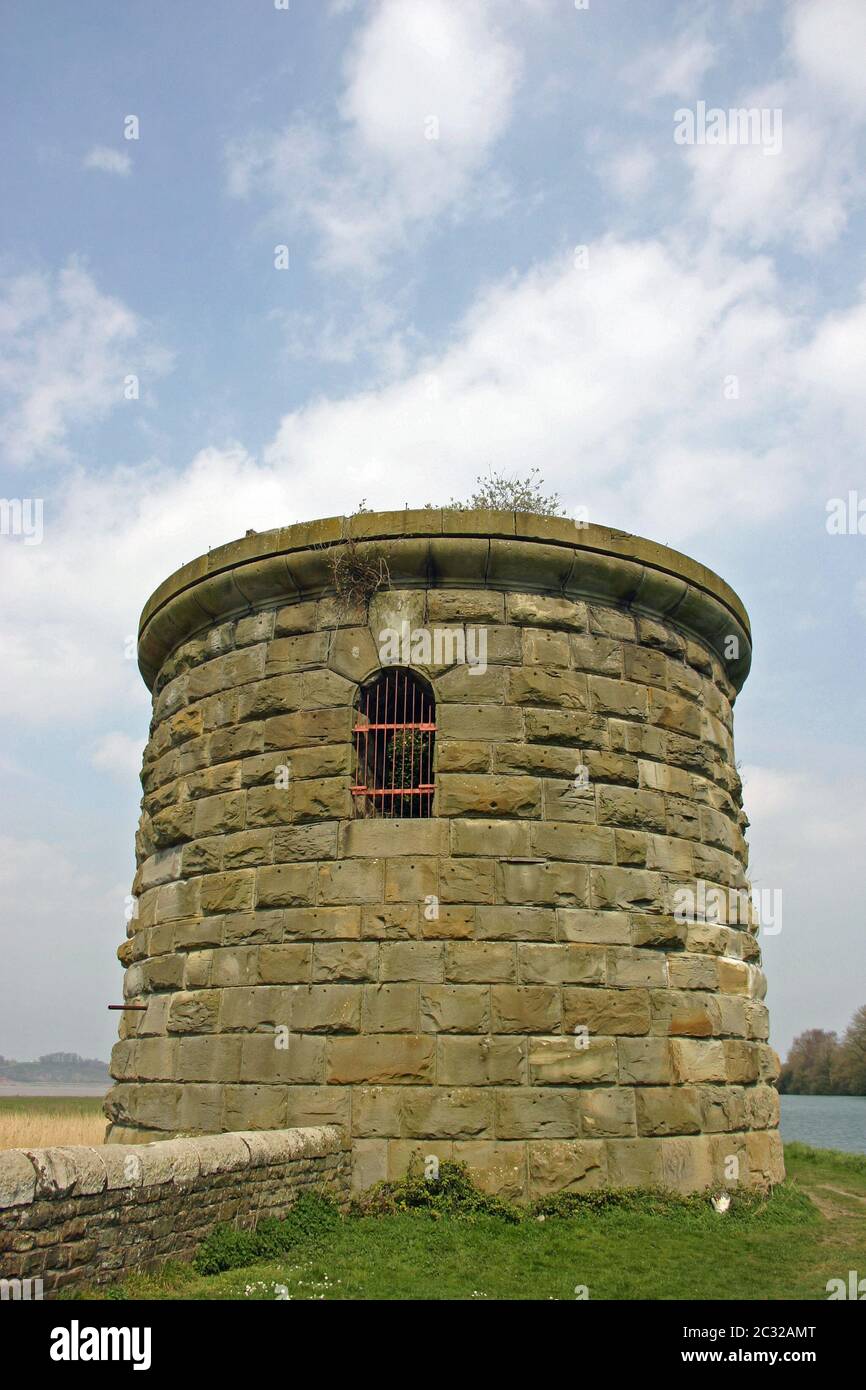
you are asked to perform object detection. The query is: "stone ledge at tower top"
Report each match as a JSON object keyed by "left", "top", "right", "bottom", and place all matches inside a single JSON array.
[{"left": 137, "top": 510, "right": 752, "bottom": 692}]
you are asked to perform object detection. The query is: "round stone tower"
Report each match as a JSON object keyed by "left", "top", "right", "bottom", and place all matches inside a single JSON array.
[{"left": 107, "top": 510, "right": 784, "bottom": 1200}]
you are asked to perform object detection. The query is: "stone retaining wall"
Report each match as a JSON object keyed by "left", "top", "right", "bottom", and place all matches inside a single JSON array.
[{"left": 0, "top": 1126, "right": 349, "bottom": 1295}]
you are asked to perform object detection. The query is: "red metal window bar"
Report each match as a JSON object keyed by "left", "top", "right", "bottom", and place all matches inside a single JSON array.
[{"left": 351, "top": 668, "right": 436, "bottom": 818}]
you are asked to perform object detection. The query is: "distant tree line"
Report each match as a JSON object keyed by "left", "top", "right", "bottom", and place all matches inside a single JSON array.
[
  {"left": 0, "top": 1052, "right": 110, "bottom": 1083},
  {"left": 778, "top": 1006, "right": 866, "bottom": 1095}
]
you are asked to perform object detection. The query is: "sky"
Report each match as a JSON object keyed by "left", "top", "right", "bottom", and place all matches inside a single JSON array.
[{"left": 0, "top": 0, "right": 863, "bottom": 1064}]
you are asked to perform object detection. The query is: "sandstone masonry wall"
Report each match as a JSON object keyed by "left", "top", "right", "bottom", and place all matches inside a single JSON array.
[
  {"left": 0, "top": 1126, "right": 349, "bottom": 1295},
  {"left": 105, "top": 512, "right": 784, "bottom": 1201}
]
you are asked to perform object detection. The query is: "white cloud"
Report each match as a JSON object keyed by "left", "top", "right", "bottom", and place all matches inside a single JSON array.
[
  {"left": 673, "top": 0, "right": 866, "bottom": 251},
  {"left": 1, "top": 234, "right": 862, "bottom": 729},
  {"left": 0, "top": 262, "right": 170, "bottom": 466},
  {"left": 262, "top": 236, "right": 810, "bottom": 538},
  {"left": 226, "top": 0, "right": 521, "bottom": 274},
  {"left": 603, "top": 146, "right": 657, "bottom": 201},
  {"left": 0, "top": 444, "right": 294, "bottom": 725},
  {"left": 795, "top": 289, "right": 866, "bottom": 428},
  {"left": 624, "top": 30, "right": 717, "bottom": 101},
  {"left": 91, "top": 733, "right": 144, "bottom": 779},
  {"left": 683, "top": 98, "right": 854, "bottom": 251},
  {"left": 788, "top": 0, "right": 866, "bottom": 115},
  {"left": 83, "top": 146, "right": 132, "bottom": 176}
]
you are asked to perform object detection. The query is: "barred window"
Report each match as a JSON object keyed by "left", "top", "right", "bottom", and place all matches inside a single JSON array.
[{"left": 351, "top": 668, "right": 436, "bottom": 818}]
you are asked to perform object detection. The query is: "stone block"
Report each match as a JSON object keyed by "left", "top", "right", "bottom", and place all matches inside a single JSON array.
[
  {"left": 541, "top": 779, "right": 598, "bottom": 823},
  {"left": 588, "top": 675, "right": 648, "bottom": 721},
  {"left": 507, "top": 594, "right": 586, "bottom": 629},
  {"left": 326, "top": 1036, "right": 434, "bottom": 1085},
  {"left": 528, "top": 1037, "right": 618, "bottom": 1085},
  {"left": 439, "top": 858, "right": 495, "bottom": 904},
  {"left": 635, "top": 1086, "right": 702, "bottom": 1136},
  {"left": 508, "top": 666, "right": 588, "bottom": 711},
  {"left": 557, "top": 908, "right": 630, "bottom": 944},
  {"left": 670, "top": 1039, "right": 727, "bottom": 1083},
  {"left": 362, "top": 984, "right": 419, "bottom": 1033},
  {"left": 167, "top": 990, "right": 221, "bottom": 1034},
  {"left": 454, "top": 1141, "right": 527, "bottom": 1200},
  {"left": 199, "top": 870, "right": 255, "bottom": 915},
  {"left": 590, "top": 866, "right": 665, "bottom": 911},
  {"left": 402, "top": 1088, "right": 493, "bottom": 1139},
  {"left": 239, "top": 1033, "right": 324, "bottom": 1084},
  {"left": 380, "top": 942, "right": 444, "bottom": 982},
  {"left": 444, "top": 941, "right": 515, "bottom": 983},
  {"left": 437, "top": 1036, "right": 525, "bottom": 1086},
  {"left": 352, "top": 1087, "right": 403, "bottom": 1138},
  {"left": 437, "top": 774, "right": 541, "bottom": 819},
  {"left": 340, "top": 819, "right": 447, "bottom": 859},
  {"left": 437, "top": 704, "right": 524, "bottom": 742},
  {"left": 318, "top": 859, "right": 385, "bottom": 904},
  {"left": 284, "top": 906, "right": 361, "bottom": 939},
  {"left": 312, "top": 942, "right": 378, "bottom": 982},
  {"left": 450, "top": 819, "right": 531, "bottom": 856},
  {"left": 527, "top": 1140, "right": 607, "bottom": 1196},
  {"left": 257, "top": 944, "right": 313, "bottom": 983},
  {"left": 420, "top": 985, "right": 489, "bottom": 1033},
  {"left": 500, "top": 861, "right": 588, "bottom": 907},
  {"left": 352, "top": 1139, "right": 388, "bottom": 1191},
  {"left": 385, "top": 857, "right": 438, "bottom": 902},
  {"left": 491, "top": 985, "right": 561, "bottom": 1033},
  {"left": 256, "top": 863, "right": 317, "bottom": 908},
  {"left": 518, "top": 943, "right": 606, "bottom": 986},
  {"left": 436, "top": 740, "right": 491, "bottom": 773},
  {"left": 579, "top": 1087, "right": 637, "bottom": 1137},
  {"left": 616, "top": 1037, "right": 672, "bottom": 1086},
  {"left": 475, "top": 905, "right": 556, "bottom": 941},
  {"left": 274, "top": 822, "right": 339, "bottom": 861},
  {"left": 562, "top": 987, "right": 651, "bottom": 1036},
  {"left": 597, "top": 786, "right": 666, "bottom": 833},
  {"left": 495, "top": 1089, "right": 581, "bottom": 1140},
  {"left": 289, "top": 985, "right": 362, "bottom": 1033}
]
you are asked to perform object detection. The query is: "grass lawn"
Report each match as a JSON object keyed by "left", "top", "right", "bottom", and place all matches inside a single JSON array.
[
  {"left": 0, "top": 1094, "right": 106, "bottom": 1148},
  {"left": 0, "top": 1096, "right": 105, "bottom": 1115},
  {"left": 68, "top": 1142, "right": 866, "bottom": 1302}
]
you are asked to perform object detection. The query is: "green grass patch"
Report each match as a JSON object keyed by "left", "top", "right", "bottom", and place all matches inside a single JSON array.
[
  {"left": 65, "top": 1146, "right": 866, "bottom": 1302},
  {"left": 0, "top": 1095, "right": 105, "bottom": 1115},
  {"left": 785, "top": 1142, "right": 866, "bottom": 1180}
]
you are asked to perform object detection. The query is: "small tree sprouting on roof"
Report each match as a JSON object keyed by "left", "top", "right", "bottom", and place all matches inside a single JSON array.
[{"left": 436, "top": 467, "right": 567, "bottom": 517}]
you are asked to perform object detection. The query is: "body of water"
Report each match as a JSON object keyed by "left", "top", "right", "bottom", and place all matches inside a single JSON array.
[{"left": 779, "top": 1093, "right": 866, "bottom": 1154}]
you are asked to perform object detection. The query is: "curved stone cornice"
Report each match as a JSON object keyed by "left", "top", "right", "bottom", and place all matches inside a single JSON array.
[{"left": 137, "top": 510, "right": 752, "bottom": 692}]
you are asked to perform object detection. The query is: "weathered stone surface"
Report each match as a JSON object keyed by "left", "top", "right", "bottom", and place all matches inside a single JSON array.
[
  {"left": 420, "top": 985, "right": 489, "bottom": 1033},
  {"left": 527, "top": 1139, "right": 607, "bottom": 1196},
  {"left": 579, "top": 1087, "right": 637, "bottom": 1138},
  {"left": 518, "top": 943, "right": 605, "bottom": 985},
  {"left": 326, "top": 1036, "right": 434, "bottom": 1085},
  {"left": 402, "top": 1087, "right": 493, "bottom": 1139},
  {"left": 617, "top": 1038, "right": 674, "bottom": 1085},
  {"left": 438, "top": 1037, "right": 524, "bottom": 1086},
  {"left": 438, "top": 774, "right": 541, "bottom": 818},
  {"left": 492, "top": 985, "right": 561, "bottom": 1033},
  {"left": 528, "top": 1037, "right": 618, "bottom": 1085},
  {"left": 495, "top": 1089, "right": 581, "bottom": 1139},
  {"left": 562, "top": 987, "right": 651, "bottom": 1036},
  {"left": 635, "top": 1086, "right": 703, "bottom": 1136}
]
